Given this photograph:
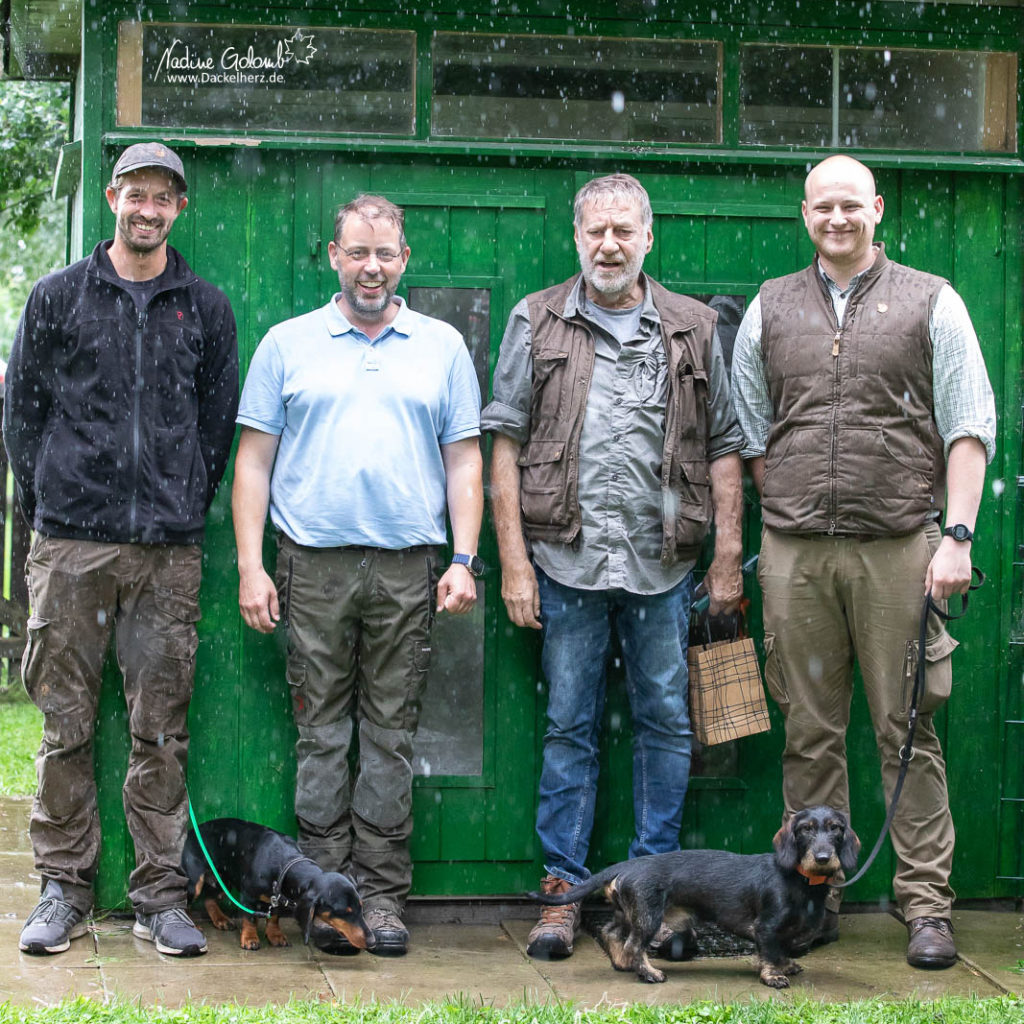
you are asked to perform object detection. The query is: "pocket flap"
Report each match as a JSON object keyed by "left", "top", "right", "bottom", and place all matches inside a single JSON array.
[
  {"left": 518, "top": 440, "right": 565, "bottom": 467},
  {"left": 925, "top": 629, "right": 959, "bottom": 662}
]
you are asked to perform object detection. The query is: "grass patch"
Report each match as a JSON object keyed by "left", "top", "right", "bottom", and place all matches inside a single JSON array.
[
  {"left": 0, "top": 997, "right": 1021, "bottom": 1024},
  {"left": 0, "top": 697, "right": 41, "bottom": 796}
]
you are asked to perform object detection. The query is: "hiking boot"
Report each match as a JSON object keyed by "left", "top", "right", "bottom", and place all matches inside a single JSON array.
[
  {"left": 906, "top": 916, "right": 957, "bottom": 970},
  {"left": 648, "top": 922, "right": 698, "bottom": 961},
  {"left": 19, "top": 881, "right": 89, "bottom": 955},
  {"left": 133, "top": 907, "right": 207, "bottom": 957},
  {"left": 527, "top": 875, "right": 580, "bottom": 960},
  {"left": 365, "top": 906, "right": 408, "bottom": 957}
]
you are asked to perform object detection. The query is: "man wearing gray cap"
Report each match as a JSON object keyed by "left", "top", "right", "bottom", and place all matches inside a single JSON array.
[{"left": 5, "top": 142, "right": 238, "bottom": 957}]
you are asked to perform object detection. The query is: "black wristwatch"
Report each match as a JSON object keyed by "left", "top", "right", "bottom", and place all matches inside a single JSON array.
[
  {"left": 451, "top": 553, "right": 485, "bottom": 577},
  {"left": 942, "top": 523, "right": 974, "bottom": 543}
]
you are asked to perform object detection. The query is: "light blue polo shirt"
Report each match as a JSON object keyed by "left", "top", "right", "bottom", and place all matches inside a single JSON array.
[{"left": 237, "top": 295, "right": 481, "bottom": 548}]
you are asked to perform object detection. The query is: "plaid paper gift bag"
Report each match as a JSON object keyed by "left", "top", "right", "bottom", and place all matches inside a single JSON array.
[{"left": 687, "top": 635, "right": 771, "bottom": 746}]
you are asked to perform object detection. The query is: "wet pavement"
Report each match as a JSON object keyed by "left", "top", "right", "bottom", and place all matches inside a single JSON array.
[{"left": 2, "top": 797, "right": 1022, "bottom": 1008}]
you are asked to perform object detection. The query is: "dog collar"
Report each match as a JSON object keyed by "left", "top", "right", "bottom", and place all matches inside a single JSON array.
[
  {"left": 270, "top": 854, "right": 317, "bottom": 910},
  {"left": 797, "top": 866, "right": 828, "bottom": 885}
]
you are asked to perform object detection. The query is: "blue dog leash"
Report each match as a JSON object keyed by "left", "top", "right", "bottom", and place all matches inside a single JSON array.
[{"left": 837, "top": 567, "right": 985, "bottom": 890}]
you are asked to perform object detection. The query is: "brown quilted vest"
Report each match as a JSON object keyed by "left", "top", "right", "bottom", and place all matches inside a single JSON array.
[
  {"left": 759, "top": 244, "right": 947, "bottom": 535},
  {"left": 519, "top": 274, "right": 718, "bottom": 566}
]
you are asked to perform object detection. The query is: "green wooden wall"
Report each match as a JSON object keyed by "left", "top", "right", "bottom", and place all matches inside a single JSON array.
[{"left": 60, "top": 0, "right": 1023, "bottom": 908}]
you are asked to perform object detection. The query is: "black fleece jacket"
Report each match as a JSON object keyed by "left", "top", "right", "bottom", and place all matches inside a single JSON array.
[{"left": 3, "top": 241, "right": 239, "bottom": 544}]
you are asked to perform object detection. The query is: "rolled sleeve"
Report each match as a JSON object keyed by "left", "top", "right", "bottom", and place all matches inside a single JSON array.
[
  {"left": 930, "top": 285, "right": 997, "bottom": 464},
  {"left": 730, "top": 294, "right": 771, "bottom": 459},
  {"left": 706, "top": 326, "right": 745, "bottom": 461},
  {"left": 480, "top": 298, "right": 533, "bottom": 442}
]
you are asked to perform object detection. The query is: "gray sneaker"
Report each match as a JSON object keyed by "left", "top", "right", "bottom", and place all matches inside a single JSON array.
[
  {"left": 133, "top": 907, "right": 207, "bottom": 957},
  {"left": 19, "top": 880, "right": 89, "bottom": 955}
]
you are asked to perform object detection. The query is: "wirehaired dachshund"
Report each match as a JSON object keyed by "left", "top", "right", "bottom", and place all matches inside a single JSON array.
[
  {"left": 182, "top": 817, "right": 375, "bottom": 953},
  {"left": 530, "top": 805, "right": 859, "bottom": 988}
]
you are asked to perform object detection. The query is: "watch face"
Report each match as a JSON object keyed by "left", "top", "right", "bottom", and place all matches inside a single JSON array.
[{"left": 946, "top": 524, "right": 971, "bottom": 542}]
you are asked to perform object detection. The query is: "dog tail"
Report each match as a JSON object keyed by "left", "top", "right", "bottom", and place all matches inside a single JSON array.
[{"left": 527, "top": 866, "right": 617, "bottom": 905}]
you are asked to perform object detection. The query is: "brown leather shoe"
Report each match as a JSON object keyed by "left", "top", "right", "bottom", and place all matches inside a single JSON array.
[
  {"left": 527, "top": 875, "right": 580, "bottom": 959},
  {"left": 906, "top": 916, "right": 957, "bottom": 970}
]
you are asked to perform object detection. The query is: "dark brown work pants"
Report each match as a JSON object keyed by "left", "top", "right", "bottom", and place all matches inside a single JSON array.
[{"left": 22, "top": 536, "right": 202, "bottom": 915}]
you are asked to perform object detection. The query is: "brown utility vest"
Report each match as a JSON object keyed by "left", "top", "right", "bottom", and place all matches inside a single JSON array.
[
  {"left": 759, "top": 244, "right": 947, "bottom": 536},
  {"left": 519, "top": 274, "right": 718, "bottom": 567}
]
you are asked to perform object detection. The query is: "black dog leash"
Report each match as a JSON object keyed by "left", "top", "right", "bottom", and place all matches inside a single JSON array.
[{"left": 837, "top": 567, "right": 984, "bottom": 890}]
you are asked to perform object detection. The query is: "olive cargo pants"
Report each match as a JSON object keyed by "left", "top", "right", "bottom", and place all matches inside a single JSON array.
[
  {"left": 759, "top": 523, "right": 958, "bottom": 921},
  {"left": 22, "top": 536, "right": 202, "bottom": 915}
]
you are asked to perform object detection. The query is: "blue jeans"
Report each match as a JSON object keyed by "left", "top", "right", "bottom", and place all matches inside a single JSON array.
[{"left": 535, "top": 567, "right": 694, "bottom": 884}]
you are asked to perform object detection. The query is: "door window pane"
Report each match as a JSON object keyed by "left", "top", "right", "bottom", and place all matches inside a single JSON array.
[
  {"left": 406, "top": 287, "right": 490, "bottom": 777},
  {"left": 433, "top": 32, "right": 721, "bottom": 144},
  {"left": 116, "top": 22, "right": 415, "bottom": 134}
]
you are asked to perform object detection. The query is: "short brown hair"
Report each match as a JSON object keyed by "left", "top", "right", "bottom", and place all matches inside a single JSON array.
[{"left": 334, "top": 194, "right": 406, "bottom": 248}]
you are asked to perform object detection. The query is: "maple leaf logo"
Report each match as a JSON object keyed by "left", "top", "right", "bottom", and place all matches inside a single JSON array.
[{"left": 283, "top": 28, "right": 317, "bottom": 65}]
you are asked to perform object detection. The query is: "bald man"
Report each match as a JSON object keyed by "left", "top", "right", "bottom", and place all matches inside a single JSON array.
[{"left": 731, "top": 155, "right": 996, "bottom": 970}]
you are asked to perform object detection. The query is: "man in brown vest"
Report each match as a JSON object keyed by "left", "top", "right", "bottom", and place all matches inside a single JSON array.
[
  {"left": 731, "top": 155, "right": 996, "bottom": 970},
  {"left": 483, "top": 174, "right": 745, "bottom": 960}
]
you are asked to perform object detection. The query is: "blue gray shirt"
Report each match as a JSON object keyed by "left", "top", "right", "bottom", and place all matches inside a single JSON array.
[{"left": 482, "top": 275, "right": 743, "bottom": 595}]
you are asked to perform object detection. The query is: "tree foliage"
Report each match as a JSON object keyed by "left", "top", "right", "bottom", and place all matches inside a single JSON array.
[
  {"left": 0, "top": 80, "right": 70, "bottom": 354},
  {"left": 0, "top": 80, "right": 69, "bottom": 234}
]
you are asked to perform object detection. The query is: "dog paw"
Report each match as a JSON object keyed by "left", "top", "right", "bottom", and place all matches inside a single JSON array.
[
  {"left": 240, "top": 938, "right": 261, "bottom": 951},
  {"left": 637, "top": 966, "right": 666, "bottom": 983},
  {"left": 759, "top": 968, "right": 791, "bottom": 989},
  {"left": 783, "top": 960, "right": 803, "bottom": 976},
  {"left": 266, "top": 926, "right": 290, "bottom": 948}
]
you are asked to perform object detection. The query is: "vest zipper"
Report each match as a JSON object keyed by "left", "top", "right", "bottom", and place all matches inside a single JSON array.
[{"left": 828, "top": 325, "right": 843, "bottom": 535}]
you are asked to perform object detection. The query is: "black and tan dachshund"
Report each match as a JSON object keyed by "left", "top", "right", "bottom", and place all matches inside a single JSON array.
[
  {"left": 530, "top": 805, "right": 859, "bottom": 988},
  {"left": 182, "top": 817, "right": 375, "bottom": 953}
]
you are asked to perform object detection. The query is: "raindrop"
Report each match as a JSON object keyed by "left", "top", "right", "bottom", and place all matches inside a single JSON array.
[
  {"left": 991, "top": 479, "right": 1005, "bottom": 498},
  {"left": 611, "top": 91, "right": 625, "bottom": 113}
]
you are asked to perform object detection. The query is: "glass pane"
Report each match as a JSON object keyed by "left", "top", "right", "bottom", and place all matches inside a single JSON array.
[
  {"left": 433, "top": 32, "right": 721, "bottom": 144},
  {"left": 406, "top": 287, "right": 490, "bottom": 777},
  {"left": 117, "top": 22, "right": 415, "bottom": 134},
  {"left": 740, "top": 45, "right": 833, "bottom": 147},
  {"left": 839, "top": 48, "right": 1017, "bottom": 152}
]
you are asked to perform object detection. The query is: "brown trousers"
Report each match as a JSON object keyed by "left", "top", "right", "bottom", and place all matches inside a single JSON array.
[
  {"left": 277, "top": 537, "right": 438, "bottom": 913},
  {"left": 22, "top": 536, "right": 202, "bottom": 915},
  {"left": 759, "top": 523, "right": 958, "bottom": 921}
]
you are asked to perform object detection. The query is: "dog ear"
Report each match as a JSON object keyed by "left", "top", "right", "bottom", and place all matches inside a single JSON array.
[
  {"left": 839, "top": 820, "right": 862, "bottom": 874},
  {"left": 772, "top": 818, "right": 800, "bottom": 870},
  {"left": 302, "top": 899, "right": 319, "bottom": 945}
]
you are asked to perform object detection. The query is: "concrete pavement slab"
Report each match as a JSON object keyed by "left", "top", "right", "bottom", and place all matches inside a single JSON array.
[
  {"left": 952, "top": 909, "right": 1024, "bottom": 996},
  {"left": 0, "top": 920, "right": 104, "bottom": 1005},
  {"left": 800, "top": 912, "right": 1004, "bottom": 1000},
  {"left": 320, "top": 922, "right": 553, "bottom": 1005}
]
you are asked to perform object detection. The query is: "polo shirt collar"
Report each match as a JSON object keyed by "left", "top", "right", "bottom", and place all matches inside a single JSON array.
[{"left": 324, "top": 294, "right": 413, "bottom": 339}]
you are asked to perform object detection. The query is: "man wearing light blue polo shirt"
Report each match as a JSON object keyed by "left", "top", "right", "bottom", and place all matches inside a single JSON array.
[{"left": 232, "top": 194, "right": 483, "bottom": 957}]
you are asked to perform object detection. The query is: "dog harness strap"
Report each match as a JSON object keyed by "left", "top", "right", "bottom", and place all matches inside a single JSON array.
[{"left": 270, "top": 855, "right": 317, "bottom": 910}]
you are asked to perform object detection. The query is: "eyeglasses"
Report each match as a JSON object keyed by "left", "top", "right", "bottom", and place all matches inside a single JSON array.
[{"left": 337, "top": 247, "right": 403, "bottom": 264}]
